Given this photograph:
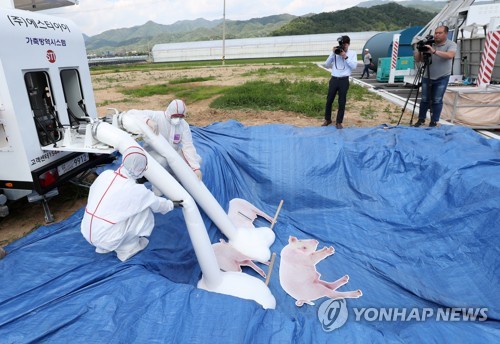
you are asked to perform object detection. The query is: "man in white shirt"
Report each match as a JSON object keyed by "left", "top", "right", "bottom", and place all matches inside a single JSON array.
[
  {"left": 361, "top": 48, "right": 373, "bottom": 79},
  {"left": 322, "top": 35, "right": 358, "bottom": 129}
]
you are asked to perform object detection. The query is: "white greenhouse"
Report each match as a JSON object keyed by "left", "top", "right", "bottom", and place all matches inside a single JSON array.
[{"left": 152, "top": 32, "right": 381, "bottom": 63}]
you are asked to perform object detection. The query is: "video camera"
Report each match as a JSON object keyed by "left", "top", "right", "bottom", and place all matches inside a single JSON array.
[
  {"left": 334, "top": 36, "right": 349, "bottom": 55},
  {"left": 416, "top": 34, "right": 435, "bottom": 52}
]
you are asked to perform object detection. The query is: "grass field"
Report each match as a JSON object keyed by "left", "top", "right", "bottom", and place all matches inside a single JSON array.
[{"left": 93, "top": 56, "right": 382, "bottom": 119}]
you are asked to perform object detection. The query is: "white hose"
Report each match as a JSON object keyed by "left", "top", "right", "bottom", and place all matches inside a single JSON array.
[{"left": 92, "top": 121, "right": 222, "bottom": 289}]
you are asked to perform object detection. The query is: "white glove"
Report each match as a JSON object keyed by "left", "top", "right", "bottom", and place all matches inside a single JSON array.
[
  {"left": 194, "top": 169, "right": 202, "bottom": 180},
  {"left": 146, "top": 119, "right": 159, "bottom": 135},
  {"left": 158, "top": 199, "right": 174, "bottom": 214}
]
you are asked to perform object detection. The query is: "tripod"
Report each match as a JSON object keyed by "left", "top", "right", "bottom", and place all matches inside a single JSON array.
[{"left": 397, "top": 53, "right": 432, "bottom": 126}]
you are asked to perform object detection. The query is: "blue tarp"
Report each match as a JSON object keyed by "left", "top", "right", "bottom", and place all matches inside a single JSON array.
[{"left": 1, "top": 122, "right": 499, "bottom": 343}]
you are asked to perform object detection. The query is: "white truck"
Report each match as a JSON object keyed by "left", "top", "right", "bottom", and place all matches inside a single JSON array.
[{"left": 0, "top": 3, "right": 114, "bottom": 220}]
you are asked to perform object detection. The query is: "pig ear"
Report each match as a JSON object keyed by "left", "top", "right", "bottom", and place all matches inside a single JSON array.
[{"left": 289, "top": 236, "right": 297, "bottom": 243}]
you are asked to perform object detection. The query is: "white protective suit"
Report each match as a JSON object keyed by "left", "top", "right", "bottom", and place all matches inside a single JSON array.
[
  {"left": 125, "top": 99, "right": 202, "bottom": 178},
  {"left": 81, "top": 146, "right": 174, "bottom": 261}
]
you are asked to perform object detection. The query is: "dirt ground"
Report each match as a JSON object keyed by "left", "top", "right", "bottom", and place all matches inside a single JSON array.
[{"left": 0, "top": 63, "right": 400, "bottom": 248}]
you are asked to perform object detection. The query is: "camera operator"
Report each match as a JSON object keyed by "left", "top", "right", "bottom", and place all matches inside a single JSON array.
[
  {"left": 322, "top": 35, "right": 358, "bottom": 129},
  {"left": 413, "top": 25, "right": 457, "bottom": 127}
]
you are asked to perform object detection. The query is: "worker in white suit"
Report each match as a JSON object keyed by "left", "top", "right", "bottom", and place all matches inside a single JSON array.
[
  {"left": 125, "top": 99, "right": 203, "bottom": 181},
  {"left": 81, "top": 146, "right": 178, "bottom": 261}
]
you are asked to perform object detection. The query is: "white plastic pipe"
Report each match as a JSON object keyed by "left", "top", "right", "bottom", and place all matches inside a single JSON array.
[
  {"left": 92, "top": 121, "right": 222, "bottom": 289},
  {"left": 92, "top": 120, "right": 276, "bottom": 309},
  {"left": 120, "top": 114, "right": 238, "bottom": 236},
  {"left": 120, "top": 113, "right": 275, "bottom": 263}
]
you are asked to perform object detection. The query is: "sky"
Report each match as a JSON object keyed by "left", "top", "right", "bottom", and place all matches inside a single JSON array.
[{"left": 43, "top": 0, "right": 374, "bottom": 36}]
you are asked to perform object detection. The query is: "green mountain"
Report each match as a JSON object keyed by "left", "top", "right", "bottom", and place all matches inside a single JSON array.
[
  {"left": 271, "top": 3, "right": 436, "bottom": 36},
  {"left": 85, "top": 15, "right": 296, "bottom": 55},
  {"left": 85, "top": 2, "right": 440, "bottom": 55},
  {"left": 356, "top": 0, "right": 446, "bottom": 13}
]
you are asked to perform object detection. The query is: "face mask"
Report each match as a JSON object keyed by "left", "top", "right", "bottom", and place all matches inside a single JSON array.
[
  {"left": 170, "top": 117, "right": 181, "bottom": 126},
  {"left": 128, "top": 170, "right": 142, "bottom": 180}
]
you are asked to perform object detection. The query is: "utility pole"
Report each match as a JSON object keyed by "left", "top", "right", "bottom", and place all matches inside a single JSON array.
[{"left": 222, "top": 0, "right": 226, "bottom": 65}]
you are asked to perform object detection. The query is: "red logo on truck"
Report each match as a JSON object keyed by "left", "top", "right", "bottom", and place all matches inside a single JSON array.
[{"left": 46, "top": 50, "right": 56, "bottom": 63}]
